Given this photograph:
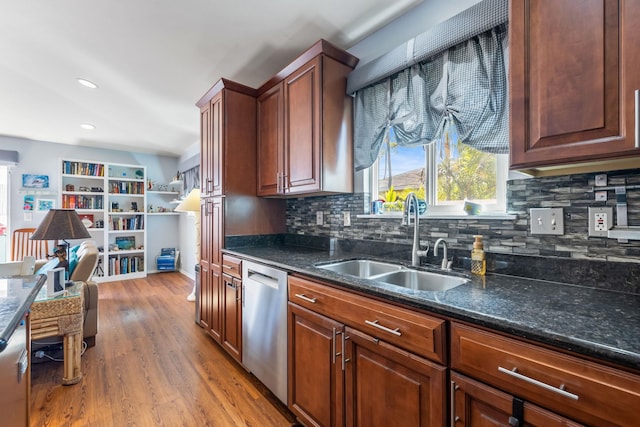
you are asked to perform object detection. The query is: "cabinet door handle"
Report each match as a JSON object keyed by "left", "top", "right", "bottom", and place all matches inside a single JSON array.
[
  {"left": 294, "top": 293, "right": 317, "bottom": 303},
  {"left": 450, "top": 381, "right": 460, "bottom": 425},
  {"left": 498, "top": 366, "right": 579, "bottom": 400},
  {"left": 226, "top": 281, "right": 236, "bottom": 289},
  {"left": 332, "top": 328, "right": 337, "bottom": 364},
  {"left": 635, "top": 89, "right": 639, "bottom": 148},
  {"left": 276, "top": 172, "right": 282, "bottom": 194},
  {"left": 17, "top": 349, "right": 28, "bottom": 384},
  {"left": 282, "top": 174, "right": 289, "bottom": 192},
  {"left": 364, "top": 319, "right": 401, "bottom": 336},
  {"left": 341, "top": 332, "right": 350, "bottom": 371}
]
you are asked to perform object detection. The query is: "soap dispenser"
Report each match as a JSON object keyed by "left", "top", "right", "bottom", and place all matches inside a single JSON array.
[{"left": 471, "top": 235, "right": 486, "bottom": 276}]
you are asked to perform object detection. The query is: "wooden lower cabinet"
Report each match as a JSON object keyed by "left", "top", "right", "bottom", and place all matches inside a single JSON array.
[
  {"left": 345, "top": 327, "right": 446, "bottom": 427},
  {"left": 208, "top": 266, "right": 222, "bottom": 343},
  {"left": 288, "top": 302, "right": 344, "bottom": 427},
  {"left": 288, "top": 298, "right": 446, "bottom": 427},
  {"left": 221, "top": 273, "right": 242, "bottom": 362},
  {"left": 450, "top": 372, "right": 583, "bottom": 427}
]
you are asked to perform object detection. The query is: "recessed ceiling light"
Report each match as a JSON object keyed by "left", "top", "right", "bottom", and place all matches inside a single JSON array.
[
  {"left": 77, "top": 78, "right": 98, "bottom": 89},
  {"left": 80, "top": 123, "right": 96, "bottom": 130}
]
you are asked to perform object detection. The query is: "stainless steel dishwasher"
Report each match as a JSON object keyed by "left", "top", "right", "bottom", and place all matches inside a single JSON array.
[{"left": 242, "top": 261, "right": 288, "bottom": 404}]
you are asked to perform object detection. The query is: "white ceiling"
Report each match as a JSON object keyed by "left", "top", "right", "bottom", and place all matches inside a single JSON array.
[{"left": 0, "top": 0, "right": 423, "bottom": 157}]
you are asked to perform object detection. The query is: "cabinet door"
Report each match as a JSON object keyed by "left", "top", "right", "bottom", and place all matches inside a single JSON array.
[
  {"left": 284, "top": 56, "right": 321, "bottom": 194},
  {"left": 344, "top": 327, "right": 446, "bottom": 427},
  {"left": 288, "top": 302, "right": 345, "bottom": 427},
  {"left": 208, "top": 266, "right": 222, "bottom": 343},
  {"left": 209, "top": 197, "right": 223, "bottom": 267},
  {"left": 450, "top": 372, "right": 584, "bottom": 427},
  {"left": 257, "top": 83, "right": 284, "bottom": 196},
  {"left": 200, "top": 101, "right": 213, "bottom": 197},
  {"left": 198, "top": 262, "right": 211, "bottom": 330},
  {"left": 510, "top": 0, "right": 640, "bottom": 169},
  {"left": 209, "top": 91, "right": 224, "bottom": 196},
  {"left": 222, "top": 274, "right": 242, "bottom": 362}
]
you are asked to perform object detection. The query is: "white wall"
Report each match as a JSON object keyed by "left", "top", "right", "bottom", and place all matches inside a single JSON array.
[{"left": 1, "top": 135, "right": 181, "bottom": 272}]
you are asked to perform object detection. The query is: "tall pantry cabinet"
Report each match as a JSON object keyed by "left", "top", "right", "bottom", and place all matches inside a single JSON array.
[{"left": 196, "top": 79, "right": 285, "bottom": 346}]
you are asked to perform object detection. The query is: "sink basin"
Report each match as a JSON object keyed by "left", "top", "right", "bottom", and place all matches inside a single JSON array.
[
  {"left": 317, "top": 259, "right": 403, "bottom": 278},
  {"left": 373, "top": 270, "right": 468, "bottom": 292}
]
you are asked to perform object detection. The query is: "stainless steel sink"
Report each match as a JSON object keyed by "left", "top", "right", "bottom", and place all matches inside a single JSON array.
[
  {"left": 373, "top": 270, "right": 468, "bottom": 292},
  {"left": 317, "top": 259, "right": 403, "bottom": 278},
  {"left": 317, "top": 259, "right": 468, "bottom": 292}
]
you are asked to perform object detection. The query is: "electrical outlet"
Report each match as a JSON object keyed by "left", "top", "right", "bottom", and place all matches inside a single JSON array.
[
  {"left": 343, "top": 212, "right": 351, "bottom": 226},
  {"left": 595, "top": 174, "right": 608, "bottom": 186},
  {"left": 316, "top": 211, "right": 323, "bottom": 225},
  {"left": 588, "top": 206, "right": 613, "bottom": 237}
]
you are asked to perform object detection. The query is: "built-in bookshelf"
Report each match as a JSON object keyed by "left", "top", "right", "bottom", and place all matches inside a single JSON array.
[{"left": 60, "top": 159, "right": 147, "bottom": 282}]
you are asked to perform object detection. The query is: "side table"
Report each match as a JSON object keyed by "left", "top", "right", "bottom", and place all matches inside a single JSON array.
[{"left": 31, "top": 282, "right": 84, "bottom": 385}]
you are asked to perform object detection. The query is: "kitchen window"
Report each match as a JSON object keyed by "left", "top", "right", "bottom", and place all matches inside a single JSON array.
[
  {"left": 355, "top": 24, "right": 509, "bottom": 215},
  {"left": 371, "top": 128, "right": 508, "bottom": 215}
]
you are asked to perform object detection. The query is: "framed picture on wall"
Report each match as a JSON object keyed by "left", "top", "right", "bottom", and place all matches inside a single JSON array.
[
  {"left": 22, "top": 174, "right": 50, "bottom": 188},
  {"left": 36, "top": 198, "right": 55, "bottom": 211},
  {"left": 23, "top": 195, "right": 34, "bottom": 211}
]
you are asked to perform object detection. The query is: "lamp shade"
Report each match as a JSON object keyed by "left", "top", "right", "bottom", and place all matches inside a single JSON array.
[
  {"left": 30, "top": 209, "right": 91, "bottom": 241},
  {"left": 174, "top": 188, "right": 201, "bottom": 213}
]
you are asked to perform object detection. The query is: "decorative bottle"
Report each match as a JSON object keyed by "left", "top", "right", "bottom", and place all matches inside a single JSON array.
[{"left": 470, "top": 235, "right": 486, "bottom": 276}]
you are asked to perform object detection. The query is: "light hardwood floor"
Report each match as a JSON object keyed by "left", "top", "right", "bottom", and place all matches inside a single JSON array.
[{"left": 30, "top": 272, "right": 298, "bottom": 427}]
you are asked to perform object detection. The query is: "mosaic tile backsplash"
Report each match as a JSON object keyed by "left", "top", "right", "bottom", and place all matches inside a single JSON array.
[{"left": 286, "top": 169, "right": 640, "bottom": 264}]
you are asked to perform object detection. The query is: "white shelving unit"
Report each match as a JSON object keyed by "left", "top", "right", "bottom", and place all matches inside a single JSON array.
[
  {"left": 60, "top": 159, "right": 147, "bottom": 282},
  {"left": 146, "top": 180, "right": 181, "bottom": 272}
]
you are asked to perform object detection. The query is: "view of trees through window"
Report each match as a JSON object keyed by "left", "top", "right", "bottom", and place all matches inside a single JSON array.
[{"left": 375, "top": 131, "right": 498, "bottom": 212}]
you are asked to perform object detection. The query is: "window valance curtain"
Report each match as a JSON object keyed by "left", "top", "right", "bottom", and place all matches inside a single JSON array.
[
  {"left": 354, "top": 24, "right": 509, "bottom": 171},
  {"left": 181, "top": 165, "right": 200, "bottom": 194}
]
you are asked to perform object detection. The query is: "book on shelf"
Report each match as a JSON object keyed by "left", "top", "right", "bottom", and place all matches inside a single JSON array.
[{"left": 63, "top": 161, "right": 104, "bottom": 177}]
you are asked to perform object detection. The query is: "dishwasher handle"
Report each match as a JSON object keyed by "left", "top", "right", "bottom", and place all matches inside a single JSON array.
[{"left": 247, "top": 270, "right": 280, "bottom": 289}]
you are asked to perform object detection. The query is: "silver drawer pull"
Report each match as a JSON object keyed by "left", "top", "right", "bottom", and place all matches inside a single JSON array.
[
  {"left": 364, "top": 319, "right": 401, "bottom": 336},
  {"left": 222, "top": 264, "right": 232, "bottom": 269},
  {"left": 498, "top": 366, "right": 579, "bottom": 400},
  {"left": 294, "top": 293, "right": 317, "bottom": 303}
]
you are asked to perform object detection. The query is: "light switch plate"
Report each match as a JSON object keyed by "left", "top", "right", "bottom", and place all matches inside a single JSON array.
[
  {"left": 530, "top": 208, "right": 564, "bottom": 235},
  {"left": 343, "top": 212, "right": 351, "bottom": 226},
  {"left": 316, "top": 211, "right": 323, "bottom": 225},
  {"left": 588, "top": 206, "right": 613, "bottom": 237}
]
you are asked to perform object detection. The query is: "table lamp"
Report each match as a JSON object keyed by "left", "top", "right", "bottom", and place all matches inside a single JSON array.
[
  {"left": 174, "top": 188, "right": 201, "bottom": 301},
  {"left": 30, "top": 209, "right": 91, "bottom": 271}
]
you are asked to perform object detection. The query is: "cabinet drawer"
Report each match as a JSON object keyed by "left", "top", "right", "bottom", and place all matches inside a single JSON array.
[
  {"left": 221, "top": 255, "right": 241, "bottom": 278},
  {"left": 289, "top": 275, "right": 445, "bottom": 363},
  {"left": 450, "top": 322, "right": 640, "bottom": 426}
]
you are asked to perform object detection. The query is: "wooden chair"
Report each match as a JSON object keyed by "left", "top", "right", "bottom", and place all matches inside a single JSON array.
[{"left": 11, "top": 228, "right": 50, "bottom": 261}]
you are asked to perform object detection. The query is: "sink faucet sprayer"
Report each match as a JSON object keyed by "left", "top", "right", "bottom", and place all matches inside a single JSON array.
[
  {"left": 403, "top": 192, "right": 428, "bottom": 267},
  {"left": 434, "top": 238, "right": 453, "bottom": 270}
]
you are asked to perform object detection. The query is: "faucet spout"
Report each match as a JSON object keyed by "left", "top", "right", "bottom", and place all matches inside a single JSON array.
[
  {"left": 434, "top": 238, "right": 450, "bottom": 270},
  {"left": 403, "top": 192, "right": 428, "bottom": 267}
]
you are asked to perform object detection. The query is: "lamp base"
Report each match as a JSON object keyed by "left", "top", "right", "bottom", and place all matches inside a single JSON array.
[{"left": 187, "top": 283, "right": 196, "bottom": 302}]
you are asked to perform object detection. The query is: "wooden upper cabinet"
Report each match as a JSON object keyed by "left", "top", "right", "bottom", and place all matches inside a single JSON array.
[
  {"left": 197, "top": 78, "right": 259, "bottom": 197},
  {"left": 257, "top": 83, "right": 283, "bottom": 196},
  {"left": 284, "top": 56, "right": 322, "bottom": 194},
  {"left": 510, "top": 0, "right": 640, "bottom": 174},
  {"left": 209, "top": 92, "right": 223, "bottom": 197},
  {"left": 199, "top": 102, "right": 212, "bottom": 197},
  {"left": 257, "top": 40, "right": 358, "bottom": 197}
]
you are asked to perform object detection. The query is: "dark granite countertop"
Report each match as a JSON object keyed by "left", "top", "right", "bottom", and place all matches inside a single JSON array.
[
  {"left": 224, "top": 245, "right": 640, "bottom": 372},
  {"left": 0, "top": 274, "right": 46, "bottom": 353}
]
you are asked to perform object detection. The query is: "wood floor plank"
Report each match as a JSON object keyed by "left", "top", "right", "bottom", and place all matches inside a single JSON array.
[{"left": 30, "top": 272, "right": 297, "bottom": 427}]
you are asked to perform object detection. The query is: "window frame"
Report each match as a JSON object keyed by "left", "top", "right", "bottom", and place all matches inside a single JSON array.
[{"left": 369, "top": 142, "right": 508, "bottom": 216}]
